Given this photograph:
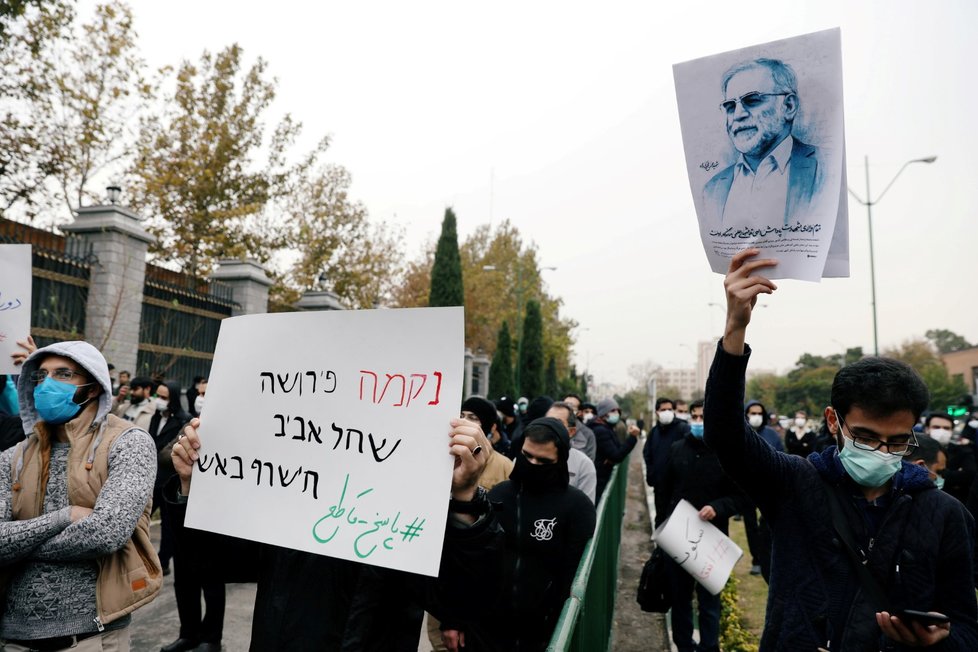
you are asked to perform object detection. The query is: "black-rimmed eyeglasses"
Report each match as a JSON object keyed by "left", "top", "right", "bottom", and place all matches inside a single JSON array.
[
  {"left": 836, "top": 411, "right": 918, "bottom": 457},
  {"left": 720, "top": 91, "right": 791, "bottom": 114}
]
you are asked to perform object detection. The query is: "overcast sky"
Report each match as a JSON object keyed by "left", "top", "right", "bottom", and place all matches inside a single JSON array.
[{"left": 101, "top": 0, "right": 978, "bottom": 387}]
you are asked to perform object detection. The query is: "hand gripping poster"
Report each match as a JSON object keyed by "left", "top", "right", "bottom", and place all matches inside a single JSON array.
[{"left": 674, "top": 28, "right": 849, "bottom": 281}]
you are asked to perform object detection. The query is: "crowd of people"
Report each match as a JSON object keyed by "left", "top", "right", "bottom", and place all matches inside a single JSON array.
[
  {"left": 0, "top": 332, "right": 641, "bottom": 651},
  {"left": 3, "top": 248, "right": 978, "bottom": 652}
]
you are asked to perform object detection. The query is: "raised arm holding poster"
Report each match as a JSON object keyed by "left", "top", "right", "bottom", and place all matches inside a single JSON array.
[
  {"left": 184, "top": 307, "right": 464, "bottom": 577},
  {"left": 0, "top": 244, "right": 32, "bottom": 375},
  {"left": 674, "top": 28, "right": 848, "bottom": 281}
]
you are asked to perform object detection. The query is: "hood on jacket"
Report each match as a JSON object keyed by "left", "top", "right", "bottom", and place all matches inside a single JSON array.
[
  {"left": 510, "top": 416, "right": 571, "bottom": 490},
  {"left": 17, "top": 340, "right": 113, "bottom": 435},
  {"left": 745, "top": 399, "right": 770, "bottom": 425},
  {"left": 809, "top": 445, "right": 934, "bottom": 494}
]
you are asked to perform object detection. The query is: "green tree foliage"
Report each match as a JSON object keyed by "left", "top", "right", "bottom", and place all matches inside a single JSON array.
[
  {"left": 394, "top": 219, "right": 576, "bottom": 380},
  {"left": 277, "top": 164, "right": 402, "bottom": 309},
  {"left": 1, "top": 1, "right": 144, "bottom": 221},
  {"left": 925, "top": 329, "right": 973, "bottom": 355},
  {"left": 519, "top": 299, "right": 544, "bottom": 398},
  {"left": 428, "top": 208, "right": 464, "bottom": 308},
  {"left": 489, "top": 321, "right": 515, "bottom": 400},
  {"left": 130, "top": 43, "right": 327, "bottom": 277},
  {"left": 884, "top": 339, "right": 970, "bottom": 411},
  {"left": 545, "top": 355, "right": 559, "bottom": 398}
]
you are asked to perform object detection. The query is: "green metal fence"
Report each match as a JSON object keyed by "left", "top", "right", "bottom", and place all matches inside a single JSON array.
[{"left": 547, "top": 456, "right": 630, "bottom": 651}]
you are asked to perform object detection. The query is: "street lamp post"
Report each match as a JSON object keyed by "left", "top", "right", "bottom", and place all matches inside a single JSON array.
[{"left": 848, "top": 155, "right": 937, "bottom": 356}]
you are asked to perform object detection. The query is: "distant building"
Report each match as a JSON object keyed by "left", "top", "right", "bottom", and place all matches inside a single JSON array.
[{"left": 943, "top": 347, "right": 978, "bottom": 401}]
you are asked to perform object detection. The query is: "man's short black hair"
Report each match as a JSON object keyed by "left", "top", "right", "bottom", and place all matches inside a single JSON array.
[
  {"left": 129, "top": 376, "right": 156, "bottom": 391},
  {"left": 908, "top": 434, "right": 944, "bottom": 466},
  {"left": 655, "top": 397, "right": 674, "bottom": 410},
  {"left": 831, "top": 357, "right": 929, "bottom": 421},
  {"left": 690, "top": 399, "right": 705, "bottom": 411},
  {"left": 562, "top": 393, "right": 582, "bottom": 404},
  {"left": 924, "top": 412, "right": 954, "bottom": 429}
]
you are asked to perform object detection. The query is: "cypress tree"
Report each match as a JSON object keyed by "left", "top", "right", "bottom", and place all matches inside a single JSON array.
[
  {"left": 519, "top": 299, "right": 544, "bottom": 398},
  {"left": 545, "top": 355, "right": 559, "bottom": 398},
  {"left": 429, "top": 208, "right": 464, "bottom": 307},
  {"left": 489, "top": 321, "right": 516, "bottom": 399}
]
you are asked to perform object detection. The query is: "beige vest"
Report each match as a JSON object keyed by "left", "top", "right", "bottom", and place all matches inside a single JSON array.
[{"left": 5, "top": 402, "right": 162, "bottom": 627}]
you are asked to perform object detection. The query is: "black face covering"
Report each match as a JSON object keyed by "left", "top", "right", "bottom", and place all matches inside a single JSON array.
[{"left": 511, "top": 454, "right": 565, "bottom": 492}]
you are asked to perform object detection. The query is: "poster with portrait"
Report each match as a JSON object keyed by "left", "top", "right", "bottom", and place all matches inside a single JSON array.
[{"left": 674, "top": 28, "right": 848, "bottom": 281}]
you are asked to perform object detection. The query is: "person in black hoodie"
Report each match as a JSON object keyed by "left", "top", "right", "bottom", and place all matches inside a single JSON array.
[
  {"left": 659, "top": 400, "right": 746, "bottom": 652},
  {"left": 643, "top": 397, "right": 689, "bottom": 526},
  {"left": 487, "top": 417, "right": 596, "bottom": 651}
]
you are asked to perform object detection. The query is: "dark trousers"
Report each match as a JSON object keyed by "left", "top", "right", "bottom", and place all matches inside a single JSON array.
[
  {"left": 152, "top": 484, "right": 174, "bottom": 568},
  {"left": 173, "top": 525, "right": 226, "bottom": 643},
  {"left": 667, "top": 557, "right": 720, "bottom": 652},
  {"left": 742, "top": 503, "right": 772, "bottom": 583}
]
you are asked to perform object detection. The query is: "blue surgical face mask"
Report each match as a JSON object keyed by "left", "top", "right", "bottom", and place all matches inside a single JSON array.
[
  {"left": 33, "top": 377, "right": 93, "bottom": 425},
  {"left": 838, "top": 435, "right": 902, "bottom": 488},
  {"left": 690, "top": 422, "right": 705, "bottom": 438},
  {"left": 934, "top": 475, "right": 945, "bottom": 491},
  {"left": 606, "top": 412, "right": 621, "bottom": 425}
]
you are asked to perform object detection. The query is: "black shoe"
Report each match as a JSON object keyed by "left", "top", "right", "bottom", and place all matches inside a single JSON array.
[
  {"left": 191, "top": 643, "right": 221, "bottom": 652},
  {"left": 161, "top": 638, "right": 199, "bottom": 652}
]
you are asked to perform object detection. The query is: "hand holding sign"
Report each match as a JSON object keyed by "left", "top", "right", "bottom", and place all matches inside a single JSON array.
[{"left": 722, "top": 248, "right": 778, "bottom": 356}]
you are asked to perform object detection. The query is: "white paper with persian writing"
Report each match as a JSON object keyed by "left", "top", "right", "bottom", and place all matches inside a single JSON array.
[
  {"left": 654, "top": 499, "right": 743, "bottom": 594},
  {"left": 185, "top": 307, "right": 464, "bottom": 577}
]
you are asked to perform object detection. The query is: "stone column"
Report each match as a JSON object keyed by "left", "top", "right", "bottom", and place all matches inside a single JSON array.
[
  {"left": 294, "top": 290, "right": 345, "bottom": 311},
  {"left": 463, "top": 348, "right": 474, "bottom": 398},
  {"left": 210, "top": 259, "right": 273, "bottom": 316},
  {"left": 472, "top": 351, "right": 491, "bottom": 397},
  {"left": 61, "top": 204, "right": 154, "bottom": 375}
]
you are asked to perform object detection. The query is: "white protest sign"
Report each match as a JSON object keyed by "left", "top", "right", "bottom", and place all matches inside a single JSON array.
[
  {"left": 654, "top": 499, "right": 743, "bottom": 594},
  {"left": 674, "top": 28, "right": 849, "bottom": 281},
  {"left": 185, "top": 307, "right": 464, "bottom": 577},
  {"left": 0, "top": 245, "right": 32, "bottom": 375}
]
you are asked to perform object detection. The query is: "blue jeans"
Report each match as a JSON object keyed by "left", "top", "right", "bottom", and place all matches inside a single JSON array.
[{"left": 667, "top": 557, "right": 721, "bottom": 652}]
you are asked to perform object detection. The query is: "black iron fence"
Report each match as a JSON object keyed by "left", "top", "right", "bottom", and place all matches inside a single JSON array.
[{"left": 136, "top": 264, "right": 236, "bottom": 388}]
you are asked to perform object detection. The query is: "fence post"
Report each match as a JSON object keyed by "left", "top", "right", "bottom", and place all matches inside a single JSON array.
[
  {"left": 61, "top": 203, "right": 154, "bottom": 374},
  {"left": 210, "top": 259, "right": 273, "bottom": 316},
  {"left": 294, "top": 290, "right": 344, "bottom": 311}
]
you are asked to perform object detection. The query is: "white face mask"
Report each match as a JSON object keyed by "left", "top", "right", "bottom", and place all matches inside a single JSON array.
[
  {"left": 582, "top": 413, "right": 594, "bottom": 424},
  {"left": 929, "top": 427, "right": 952, "bottom": 446},
  {"left": 657, "top": 410, "right": 675, "bottom": 425},
  {"left": 969, "top": 419, "right": 978, "bottom": 430},
  {"left": 194, "top": 395, "right": 205, "bottom": 414},
  {"left": 748, "top": 414, "right": 764, "bottom": 429},
  {"left": 778, "top": 418, "right": 791, "bottom": 429},
  {"left": 794, "top": 417, "right": 807, "bottom": 428},
  {"left": 675, "top": 411, "right": 690, "bottom": 422},
  {"left": 155, "top": 397, "right": 169, "bottom": 412}
]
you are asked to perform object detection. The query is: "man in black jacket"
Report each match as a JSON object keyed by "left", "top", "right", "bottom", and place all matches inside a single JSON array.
[
  {"left": 488, "top": 417, "right": 596, "bottom": 651},
  {"left": 659, "top": 400, "right": 745, "bottom": 652},
  {"left": 643, "top": 397, "right": 689, "bottom": 526},
  {"left": 592, "top": 398, "right": 639, "bottom": 501},
  {"left": 705, "top": 248, "right": 977, "bottom": 651}
]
